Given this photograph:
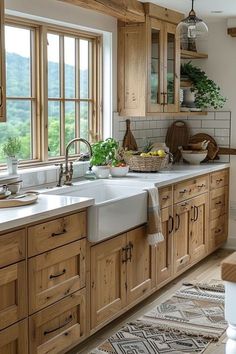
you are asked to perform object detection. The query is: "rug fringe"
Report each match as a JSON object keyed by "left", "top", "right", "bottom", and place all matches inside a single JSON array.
[
  {"left": 183, "top": 281, "right": 225, "bottom": 293},
  {"left": 127, "top": 320, "right": 220, "bottom": 342}
]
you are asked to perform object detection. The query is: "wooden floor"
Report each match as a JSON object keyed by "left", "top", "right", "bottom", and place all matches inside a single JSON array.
[{"left": 69, "top": 249, "right": 232, "bottom": 354}]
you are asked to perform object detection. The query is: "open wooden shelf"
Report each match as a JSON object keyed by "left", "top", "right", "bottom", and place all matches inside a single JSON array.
[{"left": 181, "top": 50, "right": 208, "bottom": 59}]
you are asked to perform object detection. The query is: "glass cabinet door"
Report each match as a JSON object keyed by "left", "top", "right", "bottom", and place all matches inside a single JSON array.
[
  {"left": 164, "top": 22, "right": 180, "bottom": 113},
  {"left": 147, "top": 18, "right": 164, "bottom": 113}
]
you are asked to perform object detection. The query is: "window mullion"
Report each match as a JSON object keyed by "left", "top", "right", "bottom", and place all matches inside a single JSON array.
[
  {"left": 75, "top": 37, "right": 80, "bottom": 154},
  {"left": 60, "top": 35, "right": 65, "bottom": 156}
]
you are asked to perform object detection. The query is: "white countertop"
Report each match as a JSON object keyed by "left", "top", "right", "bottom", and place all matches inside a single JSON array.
[
  {"left": 0, "top": 163, "right": 229, "bottom": 233},
  {"left": 0, "top": 194, "right": 94, "bottom": 232}
]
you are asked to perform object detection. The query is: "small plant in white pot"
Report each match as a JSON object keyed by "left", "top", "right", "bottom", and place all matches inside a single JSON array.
[
  {"left": 90, "top": 138, "right": 119, "bottom": 178},
  {"left": 2, "top": 137, "right": 21, "bottom": 175}
]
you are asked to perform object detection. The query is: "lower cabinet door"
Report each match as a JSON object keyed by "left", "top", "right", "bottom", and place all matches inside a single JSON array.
[
  {"left": 29, "top": 289, "right": 86, "bottom": 354},
  {"left": 126, "top": 225, "right": 155, "bottom": 304},
  {"left": 156, "top": 207, "right": 173, "bottom": 286},
  {"left": 0, "top": 319, "right": 28, "bottom": 354},
  {"left": 189, "top": 193, "right": 208, "bottom": 263},
  {"left": 0, "top": 261, "right": 27, "bottom": 330},
  {"left": 29, "top": 240, "right": 86, "bottom": 314},
  {"left": 210, "top": 214, "right": 228, "bottom": 251},
  {"left": 90, "top": 234, "right": 127, "bottom": 329},
  {"left": 173, "top": 201, "right": 191, "bottom": 274}
]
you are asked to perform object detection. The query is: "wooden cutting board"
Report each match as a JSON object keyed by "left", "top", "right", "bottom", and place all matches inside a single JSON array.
[
  {"left": 122, "top": 119, "right": 138, "bottom": 151},
  {"left": 165, "top": 120, "right": 189, "bottom": 162},
  {"left": 0, "top": 193, "right": 38, "bottom": 208}
]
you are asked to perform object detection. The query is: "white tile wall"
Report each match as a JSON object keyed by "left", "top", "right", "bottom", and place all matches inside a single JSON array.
[{"left": 113, "top": 111, "right": 231, "bottom": 162}]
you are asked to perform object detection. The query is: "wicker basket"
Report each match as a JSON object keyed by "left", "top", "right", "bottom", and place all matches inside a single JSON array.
[{"left": 124, "top": 153, "right": 170, "bottom": 172}]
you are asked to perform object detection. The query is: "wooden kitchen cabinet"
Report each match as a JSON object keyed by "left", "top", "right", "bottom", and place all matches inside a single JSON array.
[
  {"left": 0, "top": 319, "right": 28, "bottom": 354},
  {"left": 0, "top": 261, "right": 27, "bottom": 330},
  {"left": 28, "top": 239, "right": 86, "bottom": 314},
  {"left": 91, "top": 225, "right": 154, "bottom": 329},
  {"left": 118, "top": 13, "right": 180, "bottom": 116},
  {"left": 0, "top": 229, "right": 25, "bottom": 268},
  {"left": 156, "top": 206, "right": 173, "bottom": 286},
  {"left": 126, "top": 226, "right": 155, "bottom": 305},
  {"left": 29, "top": 289, "right": 86, "bottom": 354},
  {"left": 0, "top": 0, "right": 5, "bottom": 122}
]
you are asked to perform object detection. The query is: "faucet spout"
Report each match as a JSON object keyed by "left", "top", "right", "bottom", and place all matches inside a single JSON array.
[{"left": 63, "top": 138, "right": 92, "bottom": 186}]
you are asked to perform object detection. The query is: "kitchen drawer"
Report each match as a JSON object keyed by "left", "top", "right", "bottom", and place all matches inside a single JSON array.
[
  {"left": 29, "top": 239, "right": 86, "bottom": 314},
  {"left": 159, "top": 186, "right": 172, "bottom": 209},
  {"left": 210, "top": 186, "right": 228, "bottom": 220},
  {"left": 29, "top": 288, "right": 86, "bottom": 354},
  {"left": 0, "top": 261, "right": 27, "bottom": 330},
  {"left": 174, "top": 175, "right": 208, "bottom": 204},
  {"left": 0, "top": 229, "right": 25, "bottom": 268},
  {"left": 210, "top": 169, "right": 229, "bottom": 190},
  {"left": 0, "top": 319, "right": 28, "bottom": 354},
  {"left": 210, "top": 214, "right": 228, "bottom": 251},
  {"left": 28, "top": 211, "right": 87, "bottom": 256}
]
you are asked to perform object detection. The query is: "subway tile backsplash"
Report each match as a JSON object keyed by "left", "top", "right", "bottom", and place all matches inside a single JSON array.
[{"left": 113, "top": 111, "right": 231, "bottom": 162}]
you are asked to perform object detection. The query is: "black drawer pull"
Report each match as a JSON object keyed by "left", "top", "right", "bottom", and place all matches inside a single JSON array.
[
  {"left": 51, "top": 229, "right": 67, "bottom": 237},
  {"left": 179, "top": 189, "right": 187, "bottom": 194},
  {"left": 44, "top": 315, "right": 73, "bottom": 336},
  {"left": 215, "top": 228, "right": 222, "bottom": 234},
  {"left": 197, "top": 184, "right": 205, "bottom": 188},
  {"left": 49, "top": 269, "right": 66, "bottom": 279},
  {"left": 168, "top": 215, "right": 174, "bottom": 234},
  {"left": 216, "top": 178, "right": 223, "bottom": 183},
  {"left": 162, "top": 196, "right": 169, "bottom": 201},
  {"left": 215, "top": 201, "right": 222, "bottom": 205}
]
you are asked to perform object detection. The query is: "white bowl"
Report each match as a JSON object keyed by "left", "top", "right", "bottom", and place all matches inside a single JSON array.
[
  {"left": 182, "top": 150, "right": 208, "bottom": 165},
  {"left": 110, "top": 166, "right": 129, "bottom": 177},
  {"left": 92, "top": 166, "right": 110, "bottom": 179}
]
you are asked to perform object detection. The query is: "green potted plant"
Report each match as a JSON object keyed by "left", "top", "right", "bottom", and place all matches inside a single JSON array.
[
  {"left": 90, "top": 138, "right": 119, "bottom": 178},
  {"left": 2, "top": 137, "right": 21, "bottom": 175},
  {"left": 181, "top": 62, "right": 226, "bottom": 109}
]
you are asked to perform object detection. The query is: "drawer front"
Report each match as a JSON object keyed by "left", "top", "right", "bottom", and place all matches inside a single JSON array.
[
  {"left": 0, "top": 229, "right": 25, "bottom": 268},
  {"left": 28, "top": 211, "right": 87, "bottom": 256},
  {"left": 29, "top": 289, "right": 86, "bottom": 354},
  {"left": 159, "top": 186, "right": 172, "bottom": 209},
  {"left": 210, "top": 186, "right": 228, "bottom": 220},
  {"left": 0, "top": 319, "right": 28, "bottom": 354},
  {"left": 210, "top": 169, "right": 229, "bottom": 190},
  {"left": 0, "top": 261, "right": 27, "bottom": 330},
  {"left": 29, "top": 239, "right": 86, "bottom": 314},
  {"left": 210, "top": 215, "right": 228, "bottom": 250},
  {"left": 174, "top": 175, "right": 208, "bottom": 204}
]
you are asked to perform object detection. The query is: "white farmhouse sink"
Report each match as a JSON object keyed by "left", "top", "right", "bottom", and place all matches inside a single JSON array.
[{"left": 42, "top": 179, "right": 148, "bottom": 243}]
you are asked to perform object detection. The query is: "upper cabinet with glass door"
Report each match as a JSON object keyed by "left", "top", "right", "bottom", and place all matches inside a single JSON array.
[
  {"left": 0, "top": 0, "right": 6, "bottom": 122},
  {"left": 118, "top": 3, "right": 182, "bottom": 117}
]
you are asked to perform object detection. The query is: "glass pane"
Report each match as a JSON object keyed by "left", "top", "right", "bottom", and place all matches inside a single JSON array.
[
  {"left": 151, "top": 29, "right": 160, "bottom": 104},
  {"left": 65, "top": 101, "right": 75, "bottom": 150},
  {"left": 80, "top": 39, "right": 89, "bottom": 99},
  {"left": 5, "top": 26, "right": 31, "bottom": 97},
  {"left": 65, "top": 37, "right": 75, "bottom": 98},
  {"left": 48, "top": 34, "right": 60, "bottom": 98},
  {"left": 80, "top": 102, "right": 89, "bottom": 152},
  {"left": 0, "top": 100, "right": 31, "bottom": 162},
  {"left": 167, "top": 33, "right": 175, "bottom": 105},
  {"left": 48, "top": 101, "right": 60, "bottom": 157}
]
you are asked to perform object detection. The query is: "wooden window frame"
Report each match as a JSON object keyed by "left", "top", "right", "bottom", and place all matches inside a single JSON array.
[{"left": 1, "top": 17, "right": 102, "bottom": 168}]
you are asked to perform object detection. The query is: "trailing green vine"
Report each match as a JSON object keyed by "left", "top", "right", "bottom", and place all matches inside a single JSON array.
[{"left": 181, "top": 62, "right": 226, "bottom": 109}]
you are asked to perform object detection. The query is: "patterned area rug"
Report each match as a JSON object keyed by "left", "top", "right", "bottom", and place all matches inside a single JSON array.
[{"left": 90, "top": 282, "right": 227, "bottom": 354}]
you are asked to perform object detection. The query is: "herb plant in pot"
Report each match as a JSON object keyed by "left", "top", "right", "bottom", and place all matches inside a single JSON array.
[
  {"left": 2, "top": 137, "right": 21, "bottom": 175},
  {"left": 181, "top": 62, "right": 226, "bottom": 110},
  {"left": 90, "top": 138, "right": 119, "bottom": 178}
]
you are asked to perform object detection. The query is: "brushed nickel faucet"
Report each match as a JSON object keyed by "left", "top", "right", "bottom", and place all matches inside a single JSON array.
[{"left": 57, "top": 138, "right": 92, "bottom": 187}]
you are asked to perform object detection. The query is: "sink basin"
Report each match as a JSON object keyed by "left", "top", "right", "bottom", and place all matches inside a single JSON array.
[{"left": 42, "top": 179, "right": 148, "bottom": 242}]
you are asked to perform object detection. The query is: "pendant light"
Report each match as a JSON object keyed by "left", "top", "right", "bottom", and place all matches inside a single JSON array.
[{"left": 177, "top": 0, "right": 208, "bottom": 41}]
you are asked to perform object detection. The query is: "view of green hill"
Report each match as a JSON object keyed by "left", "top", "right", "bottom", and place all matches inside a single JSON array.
[{"left": 0, "top": 52, "right": 89, "bottom": 162}]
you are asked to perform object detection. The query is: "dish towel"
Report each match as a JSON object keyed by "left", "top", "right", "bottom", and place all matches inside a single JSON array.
[{"left": 145, "top": 187, "right": 164, "bottom": 246}]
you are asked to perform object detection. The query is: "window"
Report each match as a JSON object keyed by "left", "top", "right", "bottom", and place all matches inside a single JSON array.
[{"left": 0, "top": 19, "right": 101, "bottom": 166}]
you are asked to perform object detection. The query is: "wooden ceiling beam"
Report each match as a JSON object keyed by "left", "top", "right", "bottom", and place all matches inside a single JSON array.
[{"left": 58, "top": 0, "right": 145, "bottom": 23}]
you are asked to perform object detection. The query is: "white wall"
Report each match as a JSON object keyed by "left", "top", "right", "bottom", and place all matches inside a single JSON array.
[{"left": 196, "top": 21, "right": 236, "bottom": 247}]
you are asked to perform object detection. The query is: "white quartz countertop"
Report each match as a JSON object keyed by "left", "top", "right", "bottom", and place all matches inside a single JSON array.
[
  {"left": 0, "top": 163, "right": 229, "bottom": 233},
  {"left": 0, "top": 194, "right": 94, "bottom": 232},
  {"left": 123, "top": 163, "right": 230, "bottom": 187}
]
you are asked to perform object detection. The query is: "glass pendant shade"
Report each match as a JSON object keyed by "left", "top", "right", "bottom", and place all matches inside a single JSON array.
[{"left": 177, "top": 0, "right": 208, "bottom": 47}]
